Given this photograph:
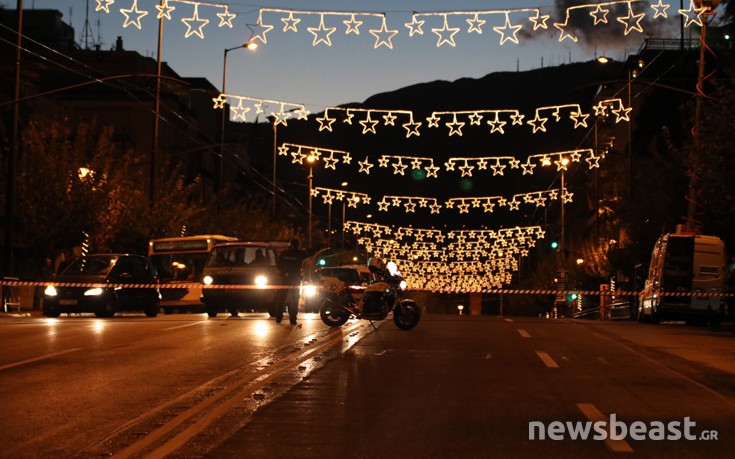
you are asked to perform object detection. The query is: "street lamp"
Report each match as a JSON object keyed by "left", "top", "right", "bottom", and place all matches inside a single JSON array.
[{"left": 220, "top": 41, "right": 257, "bottom": 194}]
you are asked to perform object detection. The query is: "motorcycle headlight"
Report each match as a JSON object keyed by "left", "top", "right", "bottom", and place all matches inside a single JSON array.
[
  {"left": 399, "top": 280, "right": 407, "bottom": 290},
  {"left": 84, "top": 287, "right": 104, "bottom": 296},
  {"left": 44, "top": 285, "right": 57, "bottom": 297},
  {"left": 302, "top": 284, "right": 317, "bottom": 297},
  {"left": 254, "top": 275, "right": 268, "bottom": 288},
  {"left": 203, "top": 275, "right": 213, "bottom": 285}
]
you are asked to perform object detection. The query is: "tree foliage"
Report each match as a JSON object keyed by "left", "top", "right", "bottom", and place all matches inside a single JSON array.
[{"left": 3, "top": 117, "right": 306, "bottom": 275}]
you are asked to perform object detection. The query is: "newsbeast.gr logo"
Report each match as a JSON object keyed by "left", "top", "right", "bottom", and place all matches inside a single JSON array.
[{"left": 529, "top": 414, "right": 719, "bottom": 441}]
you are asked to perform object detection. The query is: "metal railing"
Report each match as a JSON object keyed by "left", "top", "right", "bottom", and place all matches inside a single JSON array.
[{"left": 2, "top": 278, "right": 21, "bottom": 313}]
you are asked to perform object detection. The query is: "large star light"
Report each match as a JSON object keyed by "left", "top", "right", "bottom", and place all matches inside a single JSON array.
[
  {"left": 120, "top": 0, "right": 148, "bottom": 30},
  {"left": 182, "top": 4, "right": 209, "bottom": 39}
]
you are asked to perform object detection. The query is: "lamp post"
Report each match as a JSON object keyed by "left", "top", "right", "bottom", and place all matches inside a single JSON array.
[
  {"left": 340, "top": 181, "right": 348, "bottom": 248},
  {"left": 687, "top": 0, "right": 718, "bottom": 232},
  {"left": 307, "top": 154, "right": 315, "bottom": 249},
  {"left": 220, "top": 41, "right": 257, "bottom": 194}
]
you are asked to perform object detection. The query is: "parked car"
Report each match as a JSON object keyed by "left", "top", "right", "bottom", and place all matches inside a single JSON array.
[
  {"left": 43, "top": 254, "right": 161, "bottom": 318},
  {"left": 201, "top": 241, "right": 290, "bottom": 317},
  {"left": 300, "top": 264, "right": 375, "bottom": 312}
]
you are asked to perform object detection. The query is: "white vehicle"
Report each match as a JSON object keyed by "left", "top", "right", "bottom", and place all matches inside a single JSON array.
[
  {"left": 148, "top": 235, "right": 238, "bottom": 314},
  {"left": 639, "top": 231, "right": 727, "bottom": 325}
]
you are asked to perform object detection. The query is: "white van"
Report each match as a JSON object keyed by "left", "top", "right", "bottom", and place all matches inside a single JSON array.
[{"left": 639, "top": 232, "right": 727, "bottom": 325}]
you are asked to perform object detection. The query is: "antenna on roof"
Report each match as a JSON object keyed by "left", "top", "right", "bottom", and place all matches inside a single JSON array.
[{"left": 80, "top": 0, "right": 98, "bottom": 50}]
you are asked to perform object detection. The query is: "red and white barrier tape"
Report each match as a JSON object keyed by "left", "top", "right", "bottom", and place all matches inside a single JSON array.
[{"left": 1, "top": 280, "right": 733, "bottom": 297}]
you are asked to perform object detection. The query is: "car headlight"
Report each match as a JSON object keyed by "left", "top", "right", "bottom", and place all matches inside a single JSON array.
[
  {"left": 84, "top": 287, "right": 104, "bottom": 296},
  {"left": 399, "top": 280, "right": 407, "bottom": 290},
  {"left": 254, "top": 275, "right": 268, "bottom": 288},
  {"left": 44, "top": 285, "right": 57, "bottom": 297},
  {"left": 203, "top": 275, "right": 213, "bottom": 285},
  {"left": 302, "top": 284, "right": 317, "bottom": 297}
]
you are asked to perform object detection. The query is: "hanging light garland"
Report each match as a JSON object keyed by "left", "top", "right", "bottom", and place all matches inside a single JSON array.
[
  {"left": 95, "top": 1, "right": 693, "bottom": 45},
  {"left": 345, "top": 222, "right": 545, "bottom": 290},
  {"left": 279, "top": 144, "right": 607, "bottom": 178}
]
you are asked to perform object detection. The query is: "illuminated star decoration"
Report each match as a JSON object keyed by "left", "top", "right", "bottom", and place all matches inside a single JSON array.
[
  {"left": 651, "top": 0, "right": 670, "bottom": 19},
  {"left": 617, "top": 2, "right": 646, "bottom": 35},
  {"left": 155, "top": 0, "right": 175, "bottom": 20},
  {"left": 370, "top": 15, "right": 399, "bottom": 49},
  {"left": 247, "top": 13, "right": 274, "bottom": 44},
  {"left": 405, "top": 15, "right": 425, "bottom": 36},
  {"left": 590, "top": 5, "right": 610, "bottom": 25},
  {"left": 308, "top": 14, "right": 337, "bottom": 46},
  {"left": 679, "top": 0, "right": 704, "bottom": 28},
  {"left": 528, "top": 9, "right": 550, "bottom": 30},
  {"left": 120, "top": 0, "right": 148, "bottom": 30},
  {"left": 214, "top": 94, "right": 307, "bottom": 126},
  {"left": 466, "top": 13, "right": 486, "bottom": 33},
  {"left": 95, "top": 0, "right": 115, "bottom": 14},
  {"left": 181, "top": 4, "right": 209, "bottom": 39},
  {"left": 493, "top": 13, "right": 522, "bottom": 45},
  {"left": 281, "top": 12, "right": 301, "bottom": 32},
  {"left": 432, "top": 14, "right": 461, "bottom": 47},
  {"left": 343, "top": 14, "right": 363, "bottom": 34},
  {"left": 217, "top": 6, "right": 236, "bottom": 28}
]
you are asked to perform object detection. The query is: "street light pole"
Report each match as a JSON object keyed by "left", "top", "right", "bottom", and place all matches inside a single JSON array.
[
  {"left": 4, "top": 0, "right": 23, "bottom": 278},
  {"left": 307, "top": 155, "right": 315, "bottom": 249},
  {"left": 272, "top": 122, "right": 277, "bottom": 222},
  {"left": 220, "top": 42, "right": 257, "bottom": 195},
  {"left": 340, "top": 181, "right": 348, "bottom": 248},
  {"left": 150, "top": 0, "right": 164, "bottom": 206},
  {"left": 687, "top": 2, "right": 716, "bottom": 232}
]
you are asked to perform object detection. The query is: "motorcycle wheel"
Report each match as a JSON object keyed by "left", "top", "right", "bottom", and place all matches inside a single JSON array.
[
  {"left": 393, "top": 301, "right": 420, "bottom": 330},
  {"left": 319, "top": 304, "right": 351, "bottom": 328}
]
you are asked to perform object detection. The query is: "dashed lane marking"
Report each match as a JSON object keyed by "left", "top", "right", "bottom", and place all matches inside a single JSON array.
[
  {"left": 0, "top": 348, "right": 82, "bottom": 372},
  {"left": 517, "top": 329, "right": 531, "bottom": 338},
  {"left": 163, "top": 322, "right": 207, "bottom": 332},
  {"left": 577, "top": 403, "right": 634, "bottom": 453},
  {"left": 535, "top": 351, "right": 559, "bottom": 368}
]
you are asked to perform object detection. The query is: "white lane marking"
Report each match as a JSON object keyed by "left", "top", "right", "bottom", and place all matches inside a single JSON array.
[
  {"left": 517, "top": 328, "right": 531, "bottom": 338},
  {"left": 0, "top": 348, "right": 82, "bottom": 371},
  {"left": 504, "top": 318, "right": 514, "bottom": 322},
  {"left": 535, "top": 351, "right": 559, "bottom": 368},
  {"left": 577, "top": 403, "right": 634, "bottom": 453},
  {"left": 163, "top": 322, "right": 206, "bottom": 331},
  {"left": 115, "top": 322, "right": 367, "bottom": 459}
]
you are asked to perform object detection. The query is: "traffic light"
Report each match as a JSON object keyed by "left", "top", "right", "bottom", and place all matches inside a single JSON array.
[{"left": 550, "top": 241, "right": 559, "bottom": 250}]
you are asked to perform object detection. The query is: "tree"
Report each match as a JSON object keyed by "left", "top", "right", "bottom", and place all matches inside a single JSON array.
[{"left": 685, "top": 54, "right": 735, "bottom": 249}]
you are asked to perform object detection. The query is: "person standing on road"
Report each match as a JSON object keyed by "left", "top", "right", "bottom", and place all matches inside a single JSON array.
[{"left": 276, "top": 239, "right": 307, "bottom": 324}]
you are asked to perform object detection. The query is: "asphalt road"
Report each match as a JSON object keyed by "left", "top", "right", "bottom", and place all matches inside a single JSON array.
[{"left": 1, "top": 312, "right": 734, "bottom": 458}]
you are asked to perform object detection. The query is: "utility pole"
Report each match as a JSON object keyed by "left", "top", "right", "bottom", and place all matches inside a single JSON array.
[
  {"left": 4, "top": 0, "right": 23, "bottom": 279},
  {"left": 686, "top": 1, "right": 717, "bottom": 232}
]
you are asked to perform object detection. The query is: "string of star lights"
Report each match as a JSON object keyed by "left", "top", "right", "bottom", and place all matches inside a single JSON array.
[
  {"left": 278, "top": 143, "right": 352, "bottom": 168},
  {"left": 311, "top": 187, "right": 370, "bottom": 206},
  {"left": 315, "top": 98, "right": 628, "bottom": 138},
  {"left": 444, "top": 188, "right": 572, "bottom": 215},
  {"left": 250, "top": 1, "right": 675, "bottom": 49},
  {"left": 376, "top": 196, "right": 443, "bottom": 214},
  {"left": 279, "top": 144, "right": 609, "bottom": 178},
  {"left": 96, "top": 0, "right": 237, "bottom": 36},
  {"left": 345, "top": 222, "right": 545, "bottom": 290},
  {"left": 96, "top": 2, "right": 702, "bottom": 45},
  {"left": 212, "top": 94, "right": 308, "bottom": 125},
  {"left": 553, "top": 0, "right": 649, "bottom": 42},
  {"left": 315, "top": 107, "right": 421, "bottom": 138}
]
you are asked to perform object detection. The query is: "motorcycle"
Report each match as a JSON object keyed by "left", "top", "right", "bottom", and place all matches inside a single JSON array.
[{"left": 317, "top": 258, "right": 421, "bottom": 331}]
